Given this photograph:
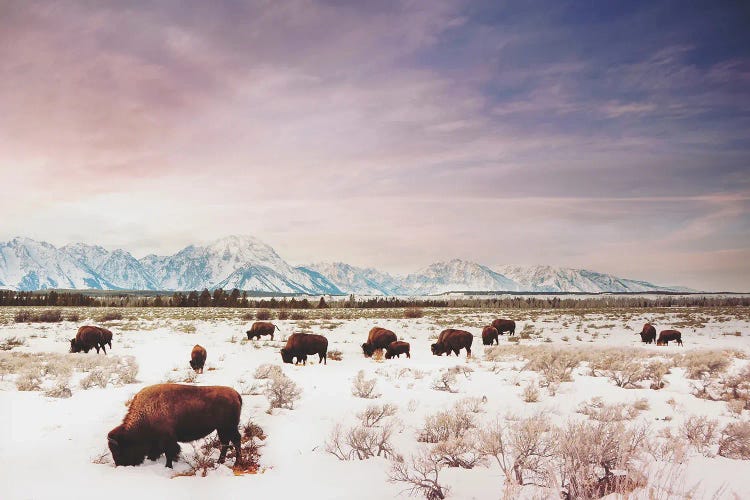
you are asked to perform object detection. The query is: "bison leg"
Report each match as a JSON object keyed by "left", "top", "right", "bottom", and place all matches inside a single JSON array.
[
  {"left": 147, "top": 441, "right": 162, "bottom": 461},
  {"left": 320, "top": 352, "right": 326, "bottom": 365},
  {"left": 466, "top": 347, "right": 471, "bottom": 357},
  {"left": 163, "top": 440, "right": 180, "bottom": 468},
  {"left": 101, "top": 344, "right": 107, "bottom": 355},
  {"left": 217, "top": 428, "right": 242, "bottom": 465}
]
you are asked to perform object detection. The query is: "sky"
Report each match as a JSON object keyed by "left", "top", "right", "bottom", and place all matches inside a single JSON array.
[{"left": 0, "top": 0, "right": 748, "bottom": 291}]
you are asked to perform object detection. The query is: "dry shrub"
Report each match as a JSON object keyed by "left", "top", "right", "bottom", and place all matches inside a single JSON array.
[
  {"left": 389, "top": 448, "right": 449, "bottom": 500},
  {"left": 431, "top": 369, "right": 458, "bottom": 393},
  {"left": 357, "top": 403, "right": 398, "bottom": 427},
  {"left": 433, "top": 435, "right": 485, "bottom": 469},
  {"left": 326, "top": 405, "right": 400, "bottom": 461},
  {"left": 677, "top": 351, "right": 732, "bottom": 379},
  {"left": 554, "top": 419, "right": 649, "bottom": 499},
  {"left": 524, "top": 348, "right": 581, "bottom": 390},
  {"left": 80, "top": 367, "right": 111, "bottom": 389},
  {"left": 418, "top": 402, "right": 476, "bottom": 443},
  {"left": 352, "top": 370, "right": 380, "bottom": 399},
  {"left": 0, "top": 336, "right": 26, "bottom": 351},
  {"left": 576, "top": 397, "right": 641, "bottom": 421},
  {"left": 14, "top": 309, "right": 62, "bottom": 323},
  {"left": 240, "top": 312, "right": 254, "bottom": 321},
  {"left": 648, "top": 428, "right": 689, "bottom": 462},
  {"left": 682, "top": 415, "right": 719, "bottom": 456},
  {"left": 16, "top": 367, "right": 43, "bottom": 391},
  {"left": 264, "top": 372, "right": 302, "bottom": 411},
  {"left": 476, "top": 414, "right": 555, "bottom": 486},
  {"left": 645, "top": 360, "right": 671, "bottom": 390},
  {"left": 718, "top": 421, "right": 750, "bottom": 460},
  {"left": 97, "top": 310, "right": 124, "bottom": 322},
  {"left": 44, "top": 381, "right": 73, "bottom": 398},
  {"left": 404, "top": 308, "right": 424, "bottom": 319},
  {"left": 253, "top": 363, "right": 282, "bottom": 380},
  {"left": 328, "top": 349, "right": 343, "bottom": 361},
  {"left": 290, "top": 311, "right": 307, "bottom": 320},
  {"left": 522, "top": 382, "right": 540, "bottom": 403},
  {"left": 182, "top": 441, "right": 218, "bottom": 477},
  {"left": 277, "top": 310, "right": 290, "bottom": 320},
  {"left": 255, "top": 309, "right": 272, "bottom": 320}
]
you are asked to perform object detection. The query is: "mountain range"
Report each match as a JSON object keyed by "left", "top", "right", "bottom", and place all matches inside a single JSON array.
[{"left": 0, "top": 235, "right": 694, "bottom": 294}]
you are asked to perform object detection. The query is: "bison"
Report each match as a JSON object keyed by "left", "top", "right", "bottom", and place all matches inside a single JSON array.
[
  {"left": 280, "top": 333, "right": 328, "bottom": 365},
  {"left": 70, "top": 325, "right": 112, "bottom": 354},
  {"left": 246, "top": 321, "right": 278, "bottom": 340},
  {"left": 657, "top": 330, "right": 683, "bottom": 346},
  {"left": 492, "top": 319, "right": 516, "bottom": 336},
  {"left": 431, "top": 329, "right": 473, "bottom": 357},
  {"left": 361, "top": 327, "right": 398, "bottom": 357},
  {"left": 637, "top": 323, "right": 657, "bottom": 344},
  {"left": 189, "top": 345, "right": 207, "bottom": 373},
  {"left": 385, "top": 341, "right": 411, "bottom": 359},
  {"left": 107, "top": 384, "right": 242, "bottom": 468},
  {"left": 482, "top": 326, "right": 500, "bottom": 346}
]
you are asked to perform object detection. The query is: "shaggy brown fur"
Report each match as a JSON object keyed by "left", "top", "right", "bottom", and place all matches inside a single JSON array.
[
  {"left": 189, "top": 345, "right": 207, "bottom": 373},
  {"left": 491, "top": 319, "right": 516, "bottom": 336},
  {"left": 107, "top": 384, "right": 242, "bottom": 468},
  {"left": 637, "top": 323, "right": 657, "bottom": 344},
  {"left": 361, "top": 327, "right": 398, "bottom": 357},
  {"left": 657, "top": 329, "right": 683, "bottom": 346},
  {"left": 280, "top": 333, "right": 328, "bottom": 365},
  {"left": 385, "top": 341, "right": 411, "bottom": 359},
  {"left": 481, "top": 326, "right": 500, "bottom": 345},
  {"left": 246, "top": 321, "right": 278, "bottom": 340},
  {"left": 431, "top": 329, "right": 473, "bottom": 357},
  {"left": 70, "top": 325, "right": 112, "bottom": 354}
]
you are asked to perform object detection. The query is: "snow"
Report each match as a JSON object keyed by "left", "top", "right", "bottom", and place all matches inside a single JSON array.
[{"left": 1, "top": 307, "right": 749, "bottom": 499}]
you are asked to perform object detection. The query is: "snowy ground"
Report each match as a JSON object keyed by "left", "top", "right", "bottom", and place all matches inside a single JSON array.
[{"left": 1, "top": 306, "right": 749, "bottom": 499}]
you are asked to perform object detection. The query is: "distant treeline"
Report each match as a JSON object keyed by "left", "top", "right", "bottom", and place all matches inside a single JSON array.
[{"left": 0, "top": 289, "right": 748, "bottom": 309}]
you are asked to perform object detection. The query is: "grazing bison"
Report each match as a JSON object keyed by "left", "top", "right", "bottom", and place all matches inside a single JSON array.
[
  {"left": 637, "top": 323, "right": 657, "bottom": 344},
  {"left": 361, "top": 327, "right": 398, "bottom": 357},
  {"left": 482, "top": 326, "right": 500, "bottom": 346},
  {"left": 280, "top": 333, "right": 328, "bottom": 365},
  {"left": 385, "top": 341, "right": 411, "bottom": 359},
  {"left": 431, "top": 329, "right": 473, "bottom": 357},
  {"left": 657, "top": 330, "right": 683, "bottom": 346},
  {"left": 492, "top": 319, "right": 516, "bottom": 336},
  {"left": 189, "top": 345, "right": 207, "bottom": 373},
  {"left": 246, "top": 321, "right": 278, "bottom": 340},
  {"left": 70, "top": 325, "right": 112, "bottom": 354},
  {"left": 107, "top": 384, "right": 242, "bottom": 468}
]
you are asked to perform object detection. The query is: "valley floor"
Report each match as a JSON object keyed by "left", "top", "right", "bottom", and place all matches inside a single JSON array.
[{"left": 1, "top": 306, "right": 749, "bottom": 499}]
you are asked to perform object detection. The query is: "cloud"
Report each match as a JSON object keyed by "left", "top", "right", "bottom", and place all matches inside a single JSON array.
[{"left": 0, "top": 0, "right": 748, "bottom": 290}]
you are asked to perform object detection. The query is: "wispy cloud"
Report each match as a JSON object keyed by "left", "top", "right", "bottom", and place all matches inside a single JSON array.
[{"left": 0, "top": 0, "right": 748, "bottom": 290}]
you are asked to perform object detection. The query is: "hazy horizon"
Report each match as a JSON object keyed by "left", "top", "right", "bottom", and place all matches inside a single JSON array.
[{"left": 1, "top": 1, "right": 748, "bottom": 291}]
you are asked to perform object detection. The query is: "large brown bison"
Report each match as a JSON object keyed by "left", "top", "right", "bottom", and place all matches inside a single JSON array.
[
  {"left": 431, "top": 329, "right": 473, "bottom": 357},
  {"left": 280, "top": 333, "right": 328, "bottom": 365},
  {"left": 492, "top": 319, "right": 516, "bottom": 336},
  {"left": 637, "top": 323, "right": 657, "bottom": 344},
  {"left": 70, "top": 325, "right": 112, "bottom": 354},
  {"left": 107, "top": 384, "right": 242, "bottom": 468},
  {"left": 657, "top": 330, "right": 683, "bottom": 346},
  {"left": 361, "top": 327, "right": 398, "bottom": 357},
  {"left": 385, "top": 341, "right": 411, "bottom": 359},
  {"left": 189, "top": 345, "right": 207, "bottom": 373},
  {"left": 246, "top": 321, "right": 278, "bottom": 340},
  {"left": 482, "top": 326, "right": 500, "bottom": 345}
]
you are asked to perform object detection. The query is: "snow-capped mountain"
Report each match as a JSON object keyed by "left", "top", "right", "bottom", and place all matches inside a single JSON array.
[
  {"left": 63, "top": 243, "right": 158, "bottom": 290},
  {"left": 0, "top": 236, "right": 696, "bottom": 294},
  {"left": 494, "top": 265, "right": 693, "bottom": 293},
  {"left": 0, "top": 238, "right": 113, "bottom": 290},
  {"left": 299, "top": 262, "right": 402, "bottom": 295},
  {"left": 401, "top": 259, "right": 523, "bottom": 295}
]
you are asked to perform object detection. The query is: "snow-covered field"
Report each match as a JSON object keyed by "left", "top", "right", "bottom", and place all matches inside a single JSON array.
[{"left": 1, "top": 306, "right": 749, "bottom": 499}]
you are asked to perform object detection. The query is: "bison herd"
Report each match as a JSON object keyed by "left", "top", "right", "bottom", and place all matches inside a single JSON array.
[
  {"left": 636, "top": 323, "right": 683, "bottom": 346},
  {"left": 59, "top": 317, "right": 689, "bottom": 469}
]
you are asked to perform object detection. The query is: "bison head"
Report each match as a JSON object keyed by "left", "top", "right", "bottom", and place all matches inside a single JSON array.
[
  {"left": 430, "top": 342, "right": 444, "bottom": 356},
  {"left": 280, "top": 348, "right": 294, "bottom": 364},
  {"left": 69, "top": 338, "right": 81, "bottom": 353},
  {"left": 107, "top": 426, "right": 149, "bottom": 466},
  {"left": 189, "top": 359, "right": 199, "bottom": 371},
  {"left": 384, "top": 350, "right": 393, "bottom": 359},
  {"left": 361, "top": 343, "right": 375, "bottom": 358}
]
